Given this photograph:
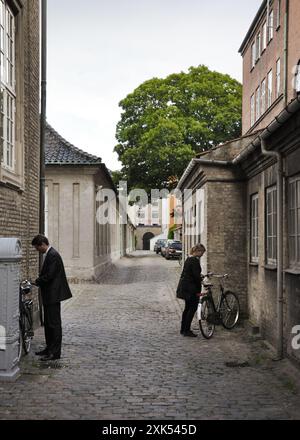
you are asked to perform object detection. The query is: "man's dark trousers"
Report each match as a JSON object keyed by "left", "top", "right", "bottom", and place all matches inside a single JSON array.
[{"left": 44, "top": 303, "right": 62, "bottom": 357}]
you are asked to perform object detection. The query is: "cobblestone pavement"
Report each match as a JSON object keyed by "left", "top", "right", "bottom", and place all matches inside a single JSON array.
[{"left": 1, "top": 251, "right": 300, "bottom": 420}]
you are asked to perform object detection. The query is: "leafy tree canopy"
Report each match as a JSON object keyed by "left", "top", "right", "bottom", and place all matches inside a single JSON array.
[{"left": 114, "top": 65, "right": 242, "bottom": 193}]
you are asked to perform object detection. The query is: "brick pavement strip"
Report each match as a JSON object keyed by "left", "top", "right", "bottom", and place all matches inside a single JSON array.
[{"left": 0, "top": 250, "right": 300, "bottom": 420}]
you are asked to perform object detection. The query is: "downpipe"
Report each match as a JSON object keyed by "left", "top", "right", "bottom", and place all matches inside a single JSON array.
[{"left": 260, "top": 137, "right": 284, "bottom": 360}]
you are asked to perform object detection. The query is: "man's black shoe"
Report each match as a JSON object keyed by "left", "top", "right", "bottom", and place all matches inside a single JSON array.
[
  {"left": 40, "top": 354, "right": 60, "bottom": 361},
  {"left": 35, "top": 349, "right": 48, "bottom": 356},
  {"left": 183, "top": 331, "right": 197, "bottom": 337}
]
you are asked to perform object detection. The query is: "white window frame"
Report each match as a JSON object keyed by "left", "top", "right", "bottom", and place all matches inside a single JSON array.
[
  {"left": 295, "top": 62, "right": 300, "bottom": 94},
  {"left": 250, "top": 94, "right": 255, "bottom": 127},
  {"left": 0, "top": 0, "right": 16, "bottom": 172},
  {"left": 267, "top": 69, "right": 273, "bottom": 108},
  {"left": 261, "top": 78, "right": 266, "bottom": 114},
  {"left": 262, "top": 21, "right": 267, "bottom": 52},
  {"left": 251, "top": 194, "right": 259, "bottom": 263},
  {"left": 256, "top": 32, "right": 261, "bottom": 62},
  {"left": 276, "top": 58, "right": 281, "bottom": 98},
  {"left": 251, "top": 42, "right": 256, "bottom": 69},
  {"left": 266, "top": 186, "right": 277, "bottom": 265},
  {"left": 288, "top": 177, "right": 300, "bottom": 268},
  {"left": 255, "top": 86, "right": 261, "bottom": 121},
  {"left": 276, "top": 0, "right": 281, "bottom": 29},
  {"left": 268, "top": 10, "right": 274, "bottom": 42}
]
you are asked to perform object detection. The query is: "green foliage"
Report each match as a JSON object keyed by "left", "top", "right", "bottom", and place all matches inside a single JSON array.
[{"left": 114, "top": 65, "right": 242, "bottom": 193}]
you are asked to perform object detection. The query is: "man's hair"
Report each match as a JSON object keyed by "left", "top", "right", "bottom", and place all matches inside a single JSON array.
[{"left": 31, "top": 234, "right": 49, "bottom": 246}]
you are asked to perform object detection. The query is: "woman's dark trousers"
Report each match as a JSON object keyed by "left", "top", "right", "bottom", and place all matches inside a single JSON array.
[{"left": 181, "top": 295, "right": 198, "bottom": 333}]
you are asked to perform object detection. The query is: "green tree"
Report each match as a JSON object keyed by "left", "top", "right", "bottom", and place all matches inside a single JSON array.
[{"left": 114, "top": 65, "right": 242, "bottom": 193}]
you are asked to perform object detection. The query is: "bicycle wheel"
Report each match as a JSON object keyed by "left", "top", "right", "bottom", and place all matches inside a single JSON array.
[
  {"left": 220, "top": 291, "right": 240, "bottom": 330},
  {"left": 17, "top": 321, "right": 23, "bottom": 362},
  {"left": 199, "top": 297, "right": 215, "bottom": 339},
  {"left": 21, "top": 310, "right": 33, "bottom": 354}
]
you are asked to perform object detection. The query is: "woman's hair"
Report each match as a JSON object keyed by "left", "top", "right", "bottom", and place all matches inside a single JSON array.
[{"left": 190, "top": 243, "right": 206, "bottom": 255}]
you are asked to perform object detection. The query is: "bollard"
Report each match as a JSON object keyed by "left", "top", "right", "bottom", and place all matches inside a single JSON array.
[{"left": 0, "top": 238, "right": 22, "bottom": 381}]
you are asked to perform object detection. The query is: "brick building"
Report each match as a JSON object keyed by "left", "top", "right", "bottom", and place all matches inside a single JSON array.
[
  {"left": 0, "top": 1, "right": 40, "bottom": 319},
  {"left": 178, "top": 0, "right": 300, "bottom": 363},
  {"left": 240, "top": 0, "right": 300, "bottom": 133}
]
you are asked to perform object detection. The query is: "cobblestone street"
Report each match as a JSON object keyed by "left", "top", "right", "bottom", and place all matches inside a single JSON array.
[{"left": 1, "top": 251, "right": 300, "bottom": 420}]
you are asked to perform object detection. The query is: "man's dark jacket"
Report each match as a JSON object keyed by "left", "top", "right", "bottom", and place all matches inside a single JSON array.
[
  {"left": 176, "top": 256, "right": 202, "bottom": 300},
  {"left": 36, "top": 247, "right": 72, "bottom": 305}
]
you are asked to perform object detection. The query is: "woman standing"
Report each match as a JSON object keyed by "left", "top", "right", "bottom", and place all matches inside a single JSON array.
[{"left": 176, "top": 244, "right": 206, "bottom": 337}]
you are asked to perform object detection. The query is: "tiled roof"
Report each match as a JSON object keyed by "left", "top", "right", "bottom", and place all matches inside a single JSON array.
[{"left": 45, "top": 123, "right": 102, "bottom": 165}]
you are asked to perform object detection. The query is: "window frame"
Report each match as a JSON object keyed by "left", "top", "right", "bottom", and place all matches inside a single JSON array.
[
  {"left": 0, "top": 0, "right": 24, "bottom": 190},
  {"left": 261, "top": 78, "right": 266, "bottom": 115},
  {"left": 256, "top": 32, "right": 261, "bottom": 62},
  {"left": 250, "top": 94, "right": 255, "bottom": 127},
  {"left": 268, "top": 9, "right": 274, "bottom": 43},
  {"left": 288, "top": 176, "right": 300, "bottom": 269},
  {"left": 267, "top": 69, "right": 273, "bottom": 108},
  {"left": 262, "top": 21, "right": 267, "bottom": 52},
  {"left": 266, "top": 185, "right": 277, "bottom": 266},
  {"left": 255, "top": 85, "right": 261, "bottom": 121},
  {"left": 276, "top": 58, "right": 281, "bottom": 98},
  {"left": 0, "top": 0, "right": 16, "bottom": 172},
  {"left": 251, "top": 42, "right": 256, "bottom": 69},
  {"left": 250, "top": 193, "right": 259, "bottom": 263},
  {"left": 276, "top": 0, "right": 281, "bottom": 29}
]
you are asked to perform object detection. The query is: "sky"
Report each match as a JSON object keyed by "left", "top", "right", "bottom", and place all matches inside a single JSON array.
[{"left": 47, "top": 0, "right": 263, "bottom": 171}]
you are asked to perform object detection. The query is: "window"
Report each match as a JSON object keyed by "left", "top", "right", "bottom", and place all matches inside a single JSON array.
[
  {"left": 251, "top": 42, "right": 256, "bottom": 69},
  {"left": 268, "top": 10, "right": 274, "bottom": 42},
  {"left": 276, "top": 0, "right": 281, "bottom": 29},
  {"left": 0, "top": 0, "right": 15, "bottom": 171},
  {"left": 251, "top": 194, "right": 259, "bottom": 262},
  {"left": 295, "top": 62, "right": 300, "bottom": 93},
  {"left": 250, "top": 94, "right": 255, "bottom": 126},
  {"left": 267, "top": 69, "right": 273, "bottom": 108},
  {"left": 288, "top": 178, "right": 300, "bottom": 267},
  {"left": 266, "top": 186, "right": 277, "bottom": 265},
  {"left": 276, "top": 58, "right": 281, "bottom": 98},
  {"left": 255, "top": 86, "right": 260, "bottom": 121},
  {"left": 261, "top": 78, "right": 266, "bottom": 114},
  {"left": 256, "top": 32, "right": 261, "bottom": 62},
  {"left": 262, "top": 21, "right": 267, "bottom": 51}
]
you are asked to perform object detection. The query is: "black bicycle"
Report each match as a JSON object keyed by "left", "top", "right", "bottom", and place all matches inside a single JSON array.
[
  {"left": 198, "top": 273, "right": 240, "bottom": 339},
  {"left": 18, "top": 280, "right": 34, "bottom": 360}
]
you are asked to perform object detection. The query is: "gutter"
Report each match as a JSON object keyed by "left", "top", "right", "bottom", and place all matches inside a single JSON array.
[{"left": 261, "top": 137, "right": 284, "bottom": 360}]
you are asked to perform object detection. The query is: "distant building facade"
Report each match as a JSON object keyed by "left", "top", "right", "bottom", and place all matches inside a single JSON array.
[{"left": 45, "top": 124, "right": 135, "bottom": 281}]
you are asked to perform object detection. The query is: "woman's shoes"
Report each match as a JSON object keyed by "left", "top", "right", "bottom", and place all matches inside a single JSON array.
[{"left": 183, "top": 330, "right": 197, "bottom": 337}]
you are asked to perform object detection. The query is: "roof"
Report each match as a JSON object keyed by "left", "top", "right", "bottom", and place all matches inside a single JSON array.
[
  {"left": 45, "top": 123, "right": 102, "bottom": 166},
  {"left": 239, "top": 0, "right": 266, "bottom": 54}
]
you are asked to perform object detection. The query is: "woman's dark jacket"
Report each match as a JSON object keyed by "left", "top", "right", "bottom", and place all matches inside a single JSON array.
[{"left": 176, "top": 256, "right": 202, "bottom": 300}]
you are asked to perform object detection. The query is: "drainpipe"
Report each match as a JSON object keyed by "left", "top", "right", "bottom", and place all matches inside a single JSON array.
[
  {"left": 260, "top": 137, "right": 284, "bottom": 360},
  {"left": 39, "top": 0, "right": 47, "bottom": 325},
  {"left": 283, "top": 0, "right": 290, "bottom": 106},
  {"left": 40, "top": 0, "right": 47, "bottom": 236}
]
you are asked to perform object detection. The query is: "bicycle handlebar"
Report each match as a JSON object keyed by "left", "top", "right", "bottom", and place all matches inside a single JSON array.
[{"left": 203, "top": 273, "right": 229, "bottom": 279}]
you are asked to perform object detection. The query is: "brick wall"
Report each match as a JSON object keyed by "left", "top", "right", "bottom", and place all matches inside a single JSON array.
[{"left": 0, "top": 1, "right": 40, "bottom": 318}]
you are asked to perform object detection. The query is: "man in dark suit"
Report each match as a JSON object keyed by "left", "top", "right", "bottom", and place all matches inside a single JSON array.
[{"left": 32, "top": 234, "right": 72, "bottom": 361}]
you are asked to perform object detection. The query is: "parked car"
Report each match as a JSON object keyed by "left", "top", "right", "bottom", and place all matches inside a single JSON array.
[
  {"left": 154, "top": 239, "right": 167, "bottom": 254},
  {"left": 161, "top": 239, "right": 180, "bottom": 257},
  {"left": 165, "top": 241, "right": 182, "bottom": 260}
]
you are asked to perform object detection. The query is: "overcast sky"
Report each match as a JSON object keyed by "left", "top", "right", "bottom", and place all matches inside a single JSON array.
[{"left": 47, "top": 0, "right": 262, "bottom": 171}]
